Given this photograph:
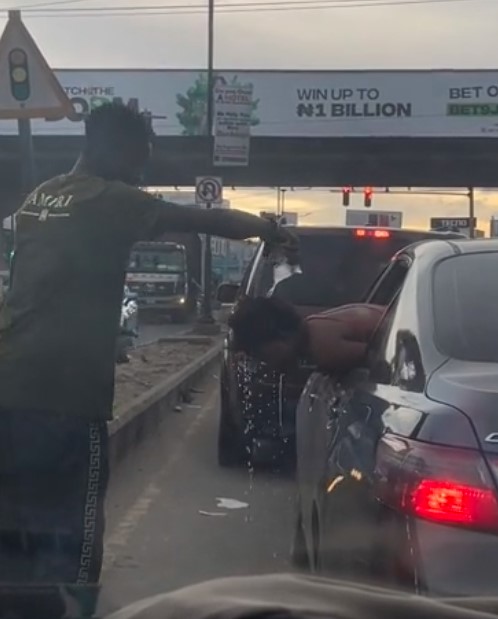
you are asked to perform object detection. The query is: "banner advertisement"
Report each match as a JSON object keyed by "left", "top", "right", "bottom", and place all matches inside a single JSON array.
[
  {"left": 2, "top": 69, "right": 498, "bottom": 138},
  {"left": 213, "top": 83, "right": 253, "bottom": 166}
]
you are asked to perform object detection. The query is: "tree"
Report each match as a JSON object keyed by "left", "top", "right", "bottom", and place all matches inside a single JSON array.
[{"left": 176, "top": 73, "right": 260, "bottom": 136}]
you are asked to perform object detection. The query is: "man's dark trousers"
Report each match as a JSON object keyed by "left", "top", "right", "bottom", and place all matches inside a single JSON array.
[{"left": 0, "top": 410, "right": 109, "bottom": 584}]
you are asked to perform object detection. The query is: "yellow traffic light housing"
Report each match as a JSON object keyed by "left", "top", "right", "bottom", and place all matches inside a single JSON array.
[{"left": 9, "top": 48, "right": 30, "bottom": 102}]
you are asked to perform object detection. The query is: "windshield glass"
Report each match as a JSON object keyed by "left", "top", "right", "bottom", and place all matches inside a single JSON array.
[
  {"left": 2, "top": 1, "right": 498, "bottom": 613},
  {"left": 433, "top": 252, "right": 498, "bottom": 363},
  {"left": 128, "top": 247, "right": 186, "bottom": 273}
]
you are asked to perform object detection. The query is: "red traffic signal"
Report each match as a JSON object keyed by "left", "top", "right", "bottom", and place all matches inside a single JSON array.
[
  {"left": 342, "top": 186, "right": 352, "bottom": 207},
  {"left": 364, "top": 186, "right": 373, "bottom": 208}
]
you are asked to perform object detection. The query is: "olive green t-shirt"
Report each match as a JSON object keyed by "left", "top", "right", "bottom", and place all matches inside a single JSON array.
[{"left": 0, "top": 173, "right": 264, "bottom": 420}]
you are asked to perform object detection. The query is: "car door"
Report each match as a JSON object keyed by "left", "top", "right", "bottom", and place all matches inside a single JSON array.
[
  {"left": 223, "top": 246, "right": 261, "bottom": 415},
  {"left": 296, "top": 370, "right": 338, "bottom": 558},
  {"left": 315, "top": 256, "right": 412, "bottom": 576},
  {"left": 245, "top": 243, "right": 314, "bottom": 439}
]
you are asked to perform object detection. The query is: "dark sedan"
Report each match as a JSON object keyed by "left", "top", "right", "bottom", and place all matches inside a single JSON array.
[{"left": 294, "top": 238, "right": 498, "bottom": 596}]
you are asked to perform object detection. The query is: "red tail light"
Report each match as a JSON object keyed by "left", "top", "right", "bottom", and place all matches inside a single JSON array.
[
  {"left": 411, "top": 480, "right": 498, "bottom": 528},
  {"left": 353, "top": 228, "right": 391, "bottom": 239},
  {"left": 375, "top": 436, "right": 498, "bottom": 532}
]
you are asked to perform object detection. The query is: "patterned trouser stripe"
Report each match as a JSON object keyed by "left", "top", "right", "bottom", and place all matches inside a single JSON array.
[{"left": 76, "top": 422, "right": 101, "bottom": 585}]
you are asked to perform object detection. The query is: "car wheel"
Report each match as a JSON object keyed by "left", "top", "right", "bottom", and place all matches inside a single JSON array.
[
  {"left": 218, "top": 384, "right": 246, "bottom": 467},
  {"left": 291, "top": 504, "right": 310, "bottom": 571},
  {"left": 318, "top": 482, "right": 370, "bottom": 579}
]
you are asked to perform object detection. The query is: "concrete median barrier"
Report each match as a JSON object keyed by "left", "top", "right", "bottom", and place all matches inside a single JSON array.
[{"left": 108, "top": 338, "right": 223, "bottom": 467}]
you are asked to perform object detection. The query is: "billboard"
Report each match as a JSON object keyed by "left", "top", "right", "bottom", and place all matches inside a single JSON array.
[
  {"left": 213, "top": 84, "right": 253, "bottom": 167},
  {"left": 2, "top": 69, "right": 498, "bottom": 137},
  {"left": 346, "top": 209, "right": 402, "bottom": 228}
]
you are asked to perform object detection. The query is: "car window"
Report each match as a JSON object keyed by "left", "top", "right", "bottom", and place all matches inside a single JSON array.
[
  {"left": 239, "top": 245, "right": 260, "bottom": 296},
  {"left": 367, "top": 256, "right": 411, "bottom": 306},
  {"left": 433, "top": 252, "right": 498, "bottom": 363},
  {"left": 391, "top": 329, "right": 426, "bottom": 393},
  {"left": 250, "top": 253, "right": 273, "bottom": 297},
  {"left": 367, "top": 260, "right": 426, "bottom": 391},
  {"left": 367, "top": 295, "right": 400, "bottom": 384}
]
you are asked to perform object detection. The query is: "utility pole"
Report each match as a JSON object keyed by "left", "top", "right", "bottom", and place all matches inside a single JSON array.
[
  {"left": 468, "top": 186, "right": 475, "bottom": 239},
  {"left": 195, "top": 0, "right": 218, "bottom": 332},
  {"left": 18, "top": 117, "right": 35, "bottom": 197},
  {"left": 281, "top": 188, "right": 287, "bottom": 217}
]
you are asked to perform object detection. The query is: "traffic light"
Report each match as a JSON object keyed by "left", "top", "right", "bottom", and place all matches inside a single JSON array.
[
  {"left": 9, "top": 48, "right": 30, "bottom": 102},
  {"left": 364, "top": 186, "right": 373, "bottom": 208},
  {"left": 342, "top": 186, "right": 352, "bottom": 207}
]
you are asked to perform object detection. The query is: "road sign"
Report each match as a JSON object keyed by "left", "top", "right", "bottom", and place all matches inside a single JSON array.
[
  {"left": 213, "top": 84, "right": 253, "bottom": 167},
  {"left": 346, "top": 209, "right": 402, "bottom": 229},
  {"left": 196, "top": 176, "right": 223, "bottom": 205},
  {"left": 430, "top": 217, "right": 476, "bottom": 230},
  {"left": 260, "top": 210, "right": 298, "bottom": 225},
  {"left": 0, "top": 11, "right": 74, "bottom": 120}
]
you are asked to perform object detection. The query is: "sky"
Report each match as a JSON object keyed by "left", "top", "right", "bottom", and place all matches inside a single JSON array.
[
  {"left": 1, "top": 0, "right": 498, "bottom": 231},
  {"left": 172, "top": 186, "right": 495, "bottom": 233}
]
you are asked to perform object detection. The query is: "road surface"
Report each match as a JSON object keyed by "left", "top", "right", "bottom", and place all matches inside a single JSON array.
[{"left": 99, "top": 374, "right": 295, "bottom": 615}]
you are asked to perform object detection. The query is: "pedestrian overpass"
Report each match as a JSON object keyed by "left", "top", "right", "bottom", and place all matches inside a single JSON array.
[{"left": 1, "top": 68, "right": 498, "bottom": 210}]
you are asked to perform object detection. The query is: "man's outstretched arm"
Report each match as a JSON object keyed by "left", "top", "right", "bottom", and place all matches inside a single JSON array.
[
  {"left": 146, "top": 200, "right": 276, "bottom": 241},
  {"left": 117, "top": 186, "right": 297, "bottom": 255}
]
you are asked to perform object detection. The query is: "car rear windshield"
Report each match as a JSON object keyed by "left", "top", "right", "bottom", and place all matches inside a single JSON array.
[
  {"left": 257, "top": 231, "right": 430, "bottom": 307},
  {"left": 433, "top": 252, "right": 498, "bottom": 363}
]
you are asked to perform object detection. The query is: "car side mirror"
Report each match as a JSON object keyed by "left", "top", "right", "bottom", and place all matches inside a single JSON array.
[{"left": 216, "top": 282, "right": 240, "bottom": 304}]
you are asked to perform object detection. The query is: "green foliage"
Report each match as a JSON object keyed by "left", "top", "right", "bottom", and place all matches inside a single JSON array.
[{"left": 176, "top": 73, "right": 260, "bottom": 136}]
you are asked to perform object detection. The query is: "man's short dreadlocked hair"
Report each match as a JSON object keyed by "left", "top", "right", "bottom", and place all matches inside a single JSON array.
[
  {"left": 228, "top": 296, "right": 303, "bottom": 356},
  {"left": 83, "top": 102, "right": 152, "bottom": 178}
]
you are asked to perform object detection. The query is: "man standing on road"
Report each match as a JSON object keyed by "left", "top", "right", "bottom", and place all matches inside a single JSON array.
[{"left": 0, "top": 103, "right": 295, "bottom": 586}]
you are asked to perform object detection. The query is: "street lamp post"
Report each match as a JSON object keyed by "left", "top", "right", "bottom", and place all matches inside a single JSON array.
[
  {"left": 468, "top": 186, "right": 475, "bottom": 239},
  {"left": 281, "top": 188, "right": 287, "bottom": 217}
]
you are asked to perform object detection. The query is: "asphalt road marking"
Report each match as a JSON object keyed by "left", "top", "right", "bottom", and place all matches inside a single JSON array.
[{"left": 103, "top": 383, "right": 218, "bottom": 573}]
